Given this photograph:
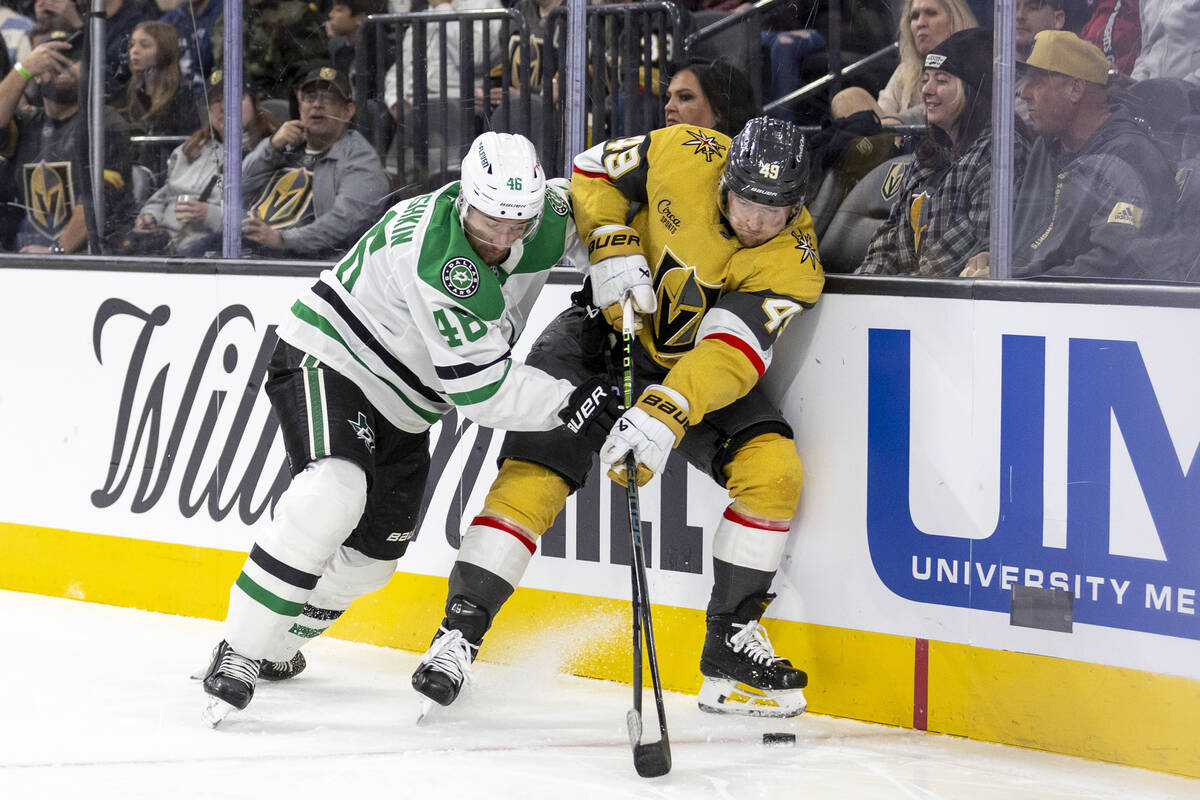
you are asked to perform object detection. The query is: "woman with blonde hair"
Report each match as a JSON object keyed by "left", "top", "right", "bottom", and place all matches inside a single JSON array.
[{"left": 832, "top": 0, "right": 977, "bottom": 124}]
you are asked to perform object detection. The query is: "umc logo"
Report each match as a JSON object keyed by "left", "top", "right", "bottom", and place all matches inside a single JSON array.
[{"left": 865, "top": 329, "right": 1199, "bottom": 642}]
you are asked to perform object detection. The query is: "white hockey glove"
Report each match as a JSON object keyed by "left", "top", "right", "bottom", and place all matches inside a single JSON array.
[
  {"left": 586, "top": 225, "right": 657, "bottom": 330},
  {"left": 600, "top": 384, "right": 689, "bottom": 487}
]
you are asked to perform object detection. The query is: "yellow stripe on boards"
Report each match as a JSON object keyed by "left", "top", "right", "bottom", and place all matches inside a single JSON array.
[
  {"left": 0, "top": 522, "right": 245, "bottom": 618},
  {"left": 928, "top": 641, "right": 1200, "bottom": 778},
  {"left": 1, "top": 521, "right": 1197, "bottom": 778}
]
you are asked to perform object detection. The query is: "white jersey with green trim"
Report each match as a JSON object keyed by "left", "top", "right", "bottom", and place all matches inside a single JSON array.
[{"left": 277, "top": 178, "right": 586, "bottom": 434}]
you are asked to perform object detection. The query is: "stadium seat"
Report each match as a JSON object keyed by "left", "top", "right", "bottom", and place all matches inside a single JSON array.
[
  {"left": 131, "top": 163, "right": 158, "bottom": 208},
  {"left": 818, "top": 154, "right": 911, "bottom": 274},
  {"left": 805, "top": 167, "right": 841, "bottom": 239}
]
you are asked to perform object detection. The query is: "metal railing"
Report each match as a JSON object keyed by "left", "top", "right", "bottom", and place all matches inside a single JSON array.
[
  {"left": 764, "top": 42, "right": 899, "bottom": 116},
  {"left": 545, "top": 2, "right": 684, "bottom": 153},
  {"left": 681, "top": 0, "right": 901, "bottom": 119},
  {"left": 357, "top": 9, "right": 533, "bottom": 186}
]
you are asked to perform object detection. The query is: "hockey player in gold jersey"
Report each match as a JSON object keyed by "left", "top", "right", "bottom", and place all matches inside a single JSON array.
[{"left": 412, "top": 117, "right": 824, "bottom": 717}]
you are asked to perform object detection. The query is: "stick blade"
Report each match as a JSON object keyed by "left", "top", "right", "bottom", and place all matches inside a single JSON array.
[
  {"left": 626, "top": 708, "right": 671, "bottom": 777},
  {"left": 633, "top": 739, "right": 672, "bottom": 778}
]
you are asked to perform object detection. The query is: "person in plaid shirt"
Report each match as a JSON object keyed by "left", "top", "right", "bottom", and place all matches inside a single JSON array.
[{"left": 857, "top": 28, "right": 1030, "bottom": 277}]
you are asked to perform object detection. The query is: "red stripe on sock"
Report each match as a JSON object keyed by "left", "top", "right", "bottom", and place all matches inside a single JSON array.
[
  {"left": 913, "top": 637, "right": 929, "bottom": 731},
  {"left": 470, "top": 515, "right": 537, "bottom": 555},
  {"left": 722, "top": 506, "right": 790, "bottom": 532},
  {"left": 703, "top": 333, "right": 765, "bottom": 378}
]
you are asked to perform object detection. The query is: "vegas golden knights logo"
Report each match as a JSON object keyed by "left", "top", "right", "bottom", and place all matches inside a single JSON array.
[
  {"left": 252, "top": 168, "right": 314, "bottom": 229},
  {"left": 881, "top": 161, "right": 910, "bottom": 202},
  {"left": 23, "top": 161, "right": 74, "bottom": 239},
  {"left": 652, "top": 248, "right": 721, "bottom": 355},
  {"left": 504, "top": 35, "right": 544, "bottom": 86}
]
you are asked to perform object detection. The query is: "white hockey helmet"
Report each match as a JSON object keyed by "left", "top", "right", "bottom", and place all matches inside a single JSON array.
[{"left": 457, "top": 132, "right": 546, "bottom": 243}]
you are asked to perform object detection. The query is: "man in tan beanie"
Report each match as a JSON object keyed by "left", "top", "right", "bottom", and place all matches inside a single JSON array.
[{"left": 963, "top": 30, "right": 1176, "bottom": 279}]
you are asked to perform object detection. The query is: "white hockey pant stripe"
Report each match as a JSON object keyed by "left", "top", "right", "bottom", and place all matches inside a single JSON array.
[
  {"left": 711, "top": 512, "right": 790, "bottom": 573},
  {"left": 455, "top": 521, "right": 536, "bottom": 588}
]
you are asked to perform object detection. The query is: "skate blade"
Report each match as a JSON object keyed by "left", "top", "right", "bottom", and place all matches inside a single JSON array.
[
  {"left": 202, "top": 696, "right": 237, "bottom": 728},
  {"left": 696, "top": 677, "right": 807, "bottom": 718},
  {"left": 415, "top": 697, "right": 435, "bottom": 725}
]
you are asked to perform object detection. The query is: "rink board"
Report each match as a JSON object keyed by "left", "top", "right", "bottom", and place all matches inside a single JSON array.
[{"left": 1, "top": 264, "right": 1198, "bottom": 778}]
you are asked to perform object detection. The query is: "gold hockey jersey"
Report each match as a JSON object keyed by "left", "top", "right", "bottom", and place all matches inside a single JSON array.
[{"left": 571, "top": 124, "right": 824, "bottom": 423}]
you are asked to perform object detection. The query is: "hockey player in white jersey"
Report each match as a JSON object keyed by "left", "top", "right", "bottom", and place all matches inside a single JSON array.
[{"left": 200, "top": 132, "right": 622, "bottom": 726}]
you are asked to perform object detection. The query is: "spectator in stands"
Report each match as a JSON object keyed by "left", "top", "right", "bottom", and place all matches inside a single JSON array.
[
  {"left": 125, "top": 72, "right": 279, "bottom": 255},
  {"left": 326, "top": 0, "right": 385, "bottom": 79},
  {"left": 483, "top": 0, "right": 560, "bottom": 107},
  {"left": 117, "top": 21, "right": 201, "bottom": 179},
  {"left": 664, "top": 58, "right": 758, "bottom": 137},
  {"left": 0, "top": 0, "right": 32, "bottom": 67},
  {"left": 1078, "top": 0, "right": 1140, "bottom": 77},
  {"left": 213, "top": 0, "right": 329, "bottom": 101},
  {"left": 1130, "top": 0, "right": 1200, "bottom": 86},
  {"left": 185, "top": 65, "right": 387, "bottom": 259},
  {"left": 0, "top": 20, "right": 130, "bottom": 252},
  {"left": 99, "top": 0, "right": 153, "bottom": 102},
  {"left": 1014, "top": 0, "right": 1067, "bottom": 124},
  {"left": 31, "top": 0, "right": 78, "bottom": 28},
  {"left": 160, "top": 0, "right": 221, "bottom": 101},
  {"left": 35, "top": 0, "right": 152, "bottom": 101},
  {"left": 961, "top": 31, "right": 1176, "bottom": 279},
  {"left": 858, "top": 29, "right": 1029, "bottom": 277},
  {"left": 831, "top": 0, "right": 977, "bottom": 125},
  {"left": 1017, "top": 0, "right": 1065, "bottom": 60}
]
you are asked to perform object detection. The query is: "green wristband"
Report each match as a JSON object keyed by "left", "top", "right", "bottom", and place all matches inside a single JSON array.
[{"left": 13, "top": 62, "right": 32, "bottom": 82}]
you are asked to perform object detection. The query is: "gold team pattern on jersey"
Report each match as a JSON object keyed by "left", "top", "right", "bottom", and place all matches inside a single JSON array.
[
  {"left": 572, "top": 124, "right": 824, "bottom": 370},
  {"left": 253, "top": 168, "right": 316, "bottom": 230}
]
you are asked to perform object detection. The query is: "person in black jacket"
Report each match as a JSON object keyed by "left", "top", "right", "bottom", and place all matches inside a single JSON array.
[
  {"left": 0, "top": 20, "right": 131, "bottom": 252},
  {"left": 962, "top": 30, "right": 1176, "bottom": 280}
]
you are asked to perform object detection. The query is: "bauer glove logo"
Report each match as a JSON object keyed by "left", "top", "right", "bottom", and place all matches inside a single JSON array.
[{"left": 566, "top": 384, "right": 611, "bottom": 434}]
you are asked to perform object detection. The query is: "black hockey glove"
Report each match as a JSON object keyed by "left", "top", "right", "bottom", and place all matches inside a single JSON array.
[{"left": 559, "top": 377, "right": 623, "bottom": 451}]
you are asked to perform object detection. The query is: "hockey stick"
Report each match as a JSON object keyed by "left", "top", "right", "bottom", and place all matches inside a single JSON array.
[{"left": 619, "top": 298, "right": 672, "bottom": 779}]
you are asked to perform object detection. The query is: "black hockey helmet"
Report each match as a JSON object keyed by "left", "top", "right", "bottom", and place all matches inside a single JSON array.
[{"left": 720, "top": 116, "right": 811, "bottom": 209}]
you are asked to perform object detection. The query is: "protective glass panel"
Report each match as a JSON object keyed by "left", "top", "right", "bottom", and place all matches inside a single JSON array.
[{"left": 6, "top": 0, "right": 1197, "bottom": 278}]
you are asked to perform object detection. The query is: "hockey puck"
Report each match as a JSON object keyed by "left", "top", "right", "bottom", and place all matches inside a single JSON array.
[{"left": 762, "top": 732, "right": 796, "bottom": 746}]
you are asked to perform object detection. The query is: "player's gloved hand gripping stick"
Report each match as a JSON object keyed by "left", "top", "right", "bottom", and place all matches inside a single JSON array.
[{"left": 618, "top": 298, "right": 672, "bottom": 778}]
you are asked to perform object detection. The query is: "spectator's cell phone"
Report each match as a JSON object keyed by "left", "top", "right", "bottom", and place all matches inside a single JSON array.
[{"left": 65, "top": 29, "right": 84, "bottom": 59}]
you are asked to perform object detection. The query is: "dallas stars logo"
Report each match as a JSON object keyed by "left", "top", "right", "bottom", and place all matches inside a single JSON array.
[
  {"left": 348, "top": 412, "right": 375, "bottom": 453},
  {"left": 681, "top": 129, "right": 726, "bottom": 162},
  {"left": 791, "top": 230, "right": 818, "bottom": 267},
  {"left": 441, "top": 256, "right": 480, "bottom": 298}
]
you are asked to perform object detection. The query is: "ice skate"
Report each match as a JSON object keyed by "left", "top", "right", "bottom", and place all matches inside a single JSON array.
[
  {"left": 259, "top": 651, "right": 306, "bottom": 681},
  {"left": 697, "top": 595, "right": 807, "bottom": 717},
  {"left": 412, "top": 627, "right": 479, "bottom": 708},
  {"left": 411, "top": 596, "right": 487, "bottom": 713},
  {"left": 201, "top": 640, "right": 261, "bottom": 727}
]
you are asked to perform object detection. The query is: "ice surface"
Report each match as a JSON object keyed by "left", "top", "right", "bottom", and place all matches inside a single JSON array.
[{"left": 1, "top": 590, "right": 1196, "bottom": 800}]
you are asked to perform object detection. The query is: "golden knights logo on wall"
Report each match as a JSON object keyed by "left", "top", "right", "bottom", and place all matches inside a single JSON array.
[
  {"left": 23, "top": 161, "right": 74, "bottom": 239},
  {"left": 252, "top": 168, "right": 315, "bottom": 229}
]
